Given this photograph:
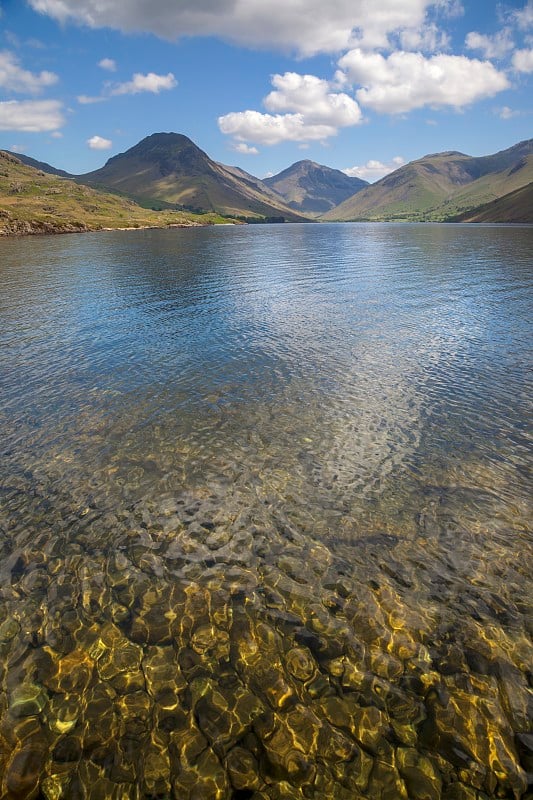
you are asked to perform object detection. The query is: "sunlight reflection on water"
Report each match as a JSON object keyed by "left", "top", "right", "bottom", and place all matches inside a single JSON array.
[{"left": 0, "top": 223, "right": 531, "bottom": 798}]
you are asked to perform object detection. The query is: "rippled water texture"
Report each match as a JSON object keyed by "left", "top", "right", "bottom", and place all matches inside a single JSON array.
[{"left": 0, "top": 223, "right": 532, "bottom": 799}]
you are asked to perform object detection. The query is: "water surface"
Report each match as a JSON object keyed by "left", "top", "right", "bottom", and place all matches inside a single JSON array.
[{"left": 0, "top": 223, "right": 532, "bottom": 799}]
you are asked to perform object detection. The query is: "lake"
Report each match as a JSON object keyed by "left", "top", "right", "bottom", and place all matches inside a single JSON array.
[{"left": 0, "top": 223, "right": 531, "bottom": 799}]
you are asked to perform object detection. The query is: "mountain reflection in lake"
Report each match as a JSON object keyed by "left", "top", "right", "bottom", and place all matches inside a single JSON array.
[{"left": 0, "top": 223, "right": 531, "bottom": 799}]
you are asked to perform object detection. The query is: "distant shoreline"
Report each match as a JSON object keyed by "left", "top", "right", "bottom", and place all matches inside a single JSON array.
[{"left": 0, "top": 219, "right": 237, "bottom": 239}]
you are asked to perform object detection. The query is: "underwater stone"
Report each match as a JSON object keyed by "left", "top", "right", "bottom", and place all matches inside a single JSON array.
[
  {"left": 441, "top": 783, "right": 479, "bottom": 800},
  {"left": 317, "top": 723, "right": 359, "bottom": 764},
  {"left": 226, "top": 746, "right": 262, "bottom": 791},
  {"left": 306, "top": 673, "right": 335, "bottom": 699},
  {"left": 46, "top": 648, "right": 95, "bottom": 694},
  {"left": 46, "top": 694, "right": 79, "bottom": 734},
  {"left": 42, "top": 774, "right": 72, "bottom": 800},
  {"left": 4, "top": 740, "right": 48, "bottom": 797},
  {"left": 258, "top": 715, "right": 317, "bottom": 787},
  {"left": 0, "top": 618, "right": 20, "bottom": 642},
  {"left": 396, "top": 747, "right": 442, "bottom": 800},
  {"left": 97, "top": 639, "right": 142, "bottom": 681},
  {"left": 251, "top": 665, "right": 296, "bottom": 710},
  {"left": 2, "top": 715, "right": 42, "bottom": 749},
  {"left": 367, "top": 758, "right": 408, "bottom": 800},
  {"left": 285, "top": 647, "right": 316, "bottom": 682},
  {"left": 52, "top": 735, "right": 82, "bottom": 763},
  {"left": 142, "top": 740, "right": 171, "bottom": 795},
  {"left": 9, "top": 683, "right": 48, "bottom": 718},
  {"left": 191, "top": 625, "right": 230, "bottom": 659}
]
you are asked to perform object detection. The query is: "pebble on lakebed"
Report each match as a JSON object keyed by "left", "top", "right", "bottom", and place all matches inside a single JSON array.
[{"left": 0, "top": 475, "right": 530, "bottom": 800}]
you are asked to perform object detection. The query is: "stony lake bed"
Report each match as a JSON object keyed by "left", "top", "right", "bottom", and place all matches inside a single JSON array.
[{"left": 0, "top": 223, "right": 532, "bottom": 799}]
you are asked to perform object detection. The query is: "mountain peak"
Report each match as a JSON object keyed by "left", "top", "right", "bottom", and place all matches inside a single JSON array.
[
  {"left": 79, "top": 132, "right": 307, "bottom": 220},
  {"left": 264, "top": 159, "right": 367, "bottom": 215}
]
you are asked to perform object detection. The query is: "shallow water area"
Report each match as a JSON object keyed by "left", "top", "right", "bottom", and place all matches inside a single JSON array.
[{"left": 0, "top": 223, "right": 532, "bottom": 799}]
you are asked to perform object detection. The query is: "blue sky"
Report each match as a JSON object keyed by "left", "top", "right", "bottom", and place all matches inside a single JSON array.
[{"left": 0, "top": 1, "right": 531, "bottom": 180}]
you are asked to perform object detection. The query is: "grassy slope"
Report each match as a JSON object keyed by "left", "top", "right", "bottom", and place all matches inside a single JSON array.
[
  {"left": 0, "top": 151, "right": 227, "bottom": 235},
  {"left": 323, "top": 140, "right": 533, "bottom": 222},
  {"left": 7, "top": 150, "right": 72, "bottom": 179},
  {"left": 322, "top": 153, "right": 475, "bottom": 221},
  {"left": 429, "top": 155, "right": 533, "bottom": 220},
  {"left": 451, "top": 181, "right": 533, "bottom": 223}
]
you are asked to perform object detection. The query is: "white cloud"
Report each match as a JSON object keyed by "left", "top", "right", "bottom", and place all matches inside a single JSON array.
[
  {"left": 264, "top": 72, "right": 362, "bottom": 126},
  {"left": 110, "top": 71, "right": 177, "bottom": 95},
  {"left": 399, "top": 23, "right": 450, "bottom": 51},
  {"left": 77, "top": 94, "right": 107, "bottom": 104},
  {"left": 98, "top": 57, "right": 116, "bottom": 71},
  {"left": 0, "top": 99, "right": 64, "bottom": 131},
  {"left": 219, "top": 111, "right": 337, "bottom": 146},
  {"left": 514, "top": 1, "right": 533, "bottom": 30},
  {"left": 343, "top": 156, "right": 405, "bottom": 181},
  {"left": 27, "top": 0, "right": 456, "bottom": 56},
  {"left": 497, "top": 105, "right": 518, "bottom": 119},
  {"left": 465, "top": 28, "right": 514, "bottom": 59},
  {"left": 0, "top": 50, "right": 58, "bottom": 94},
  {"left": 219, "top": 71, "right": 362, "bottom": 146},
  {"left": 339, "top": 49, "right": 509, "bottom": 113},
  {"left": 512, "top": 47, "right": 533, "bottom": 72},
  {"left": 232, "top": 142, "right": 259, "bottom": 155},
  {"left": 10, "top": 144, "right": 26, "bottom": 153},
  {"left": 87, "top": 135, "right": 112, "bottom": 150},
  {"left": 51, "top": 130, "right": 63, "bottom": 138},
  {"left": 433, "top": 0, "right": 463, "bottom": 17}
]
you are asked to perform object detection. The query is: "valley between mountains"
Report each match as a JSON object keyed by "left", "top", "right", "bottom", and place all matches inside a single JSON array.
[{"left": 1, "top": 132, "right": 532, "bottom": 236}]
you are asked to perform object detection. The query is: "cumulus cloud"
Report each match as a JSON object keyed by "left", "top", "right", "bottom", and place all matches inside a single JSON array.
[
  {"left": 98, "top": 57, "right": 117, "bottom": 71},
  {"left": 264, "top": 72, "right": 362, "bottom": 126},
  {"left": 110, "top": 71, "right": 177, "bottom": 95},
  {"left": 219, "top": 111, "right": 337, "bottom": 146},
  {"left": 0, "top": 50, "right": 58, "bottom": 94},
  {"left": 512, "top": 47, "right": 533, "bottom": 71},
  {"left": 87, "top": 135, "right": 112, "bottom": 150},
  {"left": 343, "top": 156, "right": 405, "bottom": 182},
  {"left": 465, "top": 28, "right": 514, "bottom": 59},
  {"left": 339, "top": 49, "right": 509, "bottom": 113},
  {"left": 0, "top": 99, "right": 64, "bottom": 131},
  {"left": 219, "top": 71, "right": 362, "bottom": 146},
  {"left": 28, "top": 0, "right": 455, "bottom": 56},
  {"left": 232, "top": 142, "right": 259, "bottom": 155}
]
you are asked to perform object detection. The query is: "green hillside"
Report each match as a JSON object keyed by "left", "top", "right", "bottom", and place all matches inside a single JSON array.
[
  {"left": 0, "top": 151, "right": 224, "bottom": 236},
  {"left": 451, "top": 181, "right": 533, "bottom": 223},
  {"left": 430, "top": 155, "right": 533, "bottom": 220},
  {"left": 323, "top": 139, "right": 533, "bottom": 222},
  {"left": 7, "top": 151, "right": 72, "bottom": 179},
  {"left": 321, "top": 152, "right": 475, "bottom": 221}
]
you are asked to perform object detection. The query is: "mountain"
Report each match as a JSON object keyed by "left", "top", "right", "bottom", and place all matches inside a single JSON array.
[
  {"left": 323, "top": 139, "right": 533, "bottom": 222},
  {"left": 432, "top": 153, "right": 533, "bottom": 220},
  {"left": 79, "top": 133, "right": 308, "bottom": 221},
  {"left": 264, "top": 160, "right": 367, "bottom": 215},
  {"left": 0, "top": 150, "right": 223, "bottom": 236},
  {"left": 452, "top": 181, "right": 533, "bottom": 223},
  {"left": 6, "top": 151, "right": 72, "bottom": 179}
]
